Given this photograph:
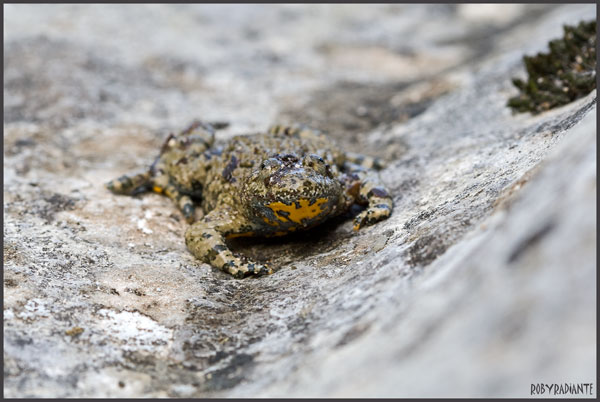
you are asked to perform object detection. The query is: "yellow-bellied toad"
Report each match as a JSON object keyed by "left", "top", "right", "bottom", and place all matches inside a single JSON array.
[{"left": 107, "top": 121, "right": 393, "bottom": 278}]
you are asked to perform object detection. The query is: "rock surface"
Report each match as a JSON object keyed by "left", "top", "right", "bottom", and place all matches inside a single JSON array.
[{"left": 3, "top": 4, "right": 596, "bottom": 398}]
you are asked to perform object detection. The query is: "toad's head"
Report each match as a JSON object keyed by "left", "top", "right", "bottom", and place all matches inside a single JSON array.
[{"left": 242, "top": 153, "right": 343, "bottom": 231}]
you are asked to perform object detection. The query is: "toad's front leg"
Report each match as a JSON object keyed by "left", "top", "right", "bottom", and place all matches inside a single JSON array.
[
  {"left": 343, "top": 161, "right": 393, "bottom": 230},
  {"left": 185, "top": 207, "right": 272, "bottom": 278}
]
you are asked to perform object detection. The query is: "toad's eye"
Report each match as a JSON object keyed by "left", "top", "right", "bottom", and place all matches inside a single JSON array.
[
  {"left": 303, "top": 154, "right": 329, "bottom": 176},
  {"left": 280, "top": 153, "right": 299, "bottom": 163},
  {"left": 303, "top": 154, "right": 325, "bottom": 167},
  {"left": 260, "top": 158, "right": 282, "bottom": 171}
]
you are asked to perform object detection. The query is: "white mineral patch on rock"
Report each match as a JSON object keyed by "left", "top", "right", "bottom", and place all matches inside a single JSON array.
[{"left": 94, "top": 309, "right": 173, "bottom": 353}]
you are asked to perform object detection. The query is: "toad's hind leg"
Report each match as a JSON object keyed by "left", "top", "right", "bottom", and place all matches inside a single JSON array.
[
  {"left": 343, "top": 162, "right": 393, "bottom": 230},
  {"left": 152, "top": 181, "right": 196, "bottom": 223},
  {"left": 106, "top": 171, "right": 152, "bottom": 195},
  {"left": 185, "top": 208, "right": 272, "bottom": 278},
  {"left": 107, "top": 168, "right": 196, "bottom": 223}
]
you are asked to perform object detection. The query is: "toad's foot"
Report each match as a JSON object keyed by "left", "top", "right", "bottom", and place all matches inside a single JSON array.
[
  {"left": 353, "top": 202, "right": 392, "bottom": 230},
  {"left": 342, "top": 161, "right": 393, "bottom": 231},
  {"left": 106, "top": 171, "right": 152, "bottom": 195},
  {"left": 185, "top": 208, "right": 273, "bottom": 278}
]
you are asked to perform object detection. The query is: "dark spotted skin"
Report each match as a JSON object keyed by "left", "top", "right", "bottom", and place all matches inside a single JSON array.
[{"left": 106, "top": 121, "right": 393, "bottom": 278}]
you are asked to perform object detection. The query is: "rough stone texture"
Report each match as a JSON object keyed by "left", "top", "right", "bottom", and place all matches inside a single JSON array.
[{"left": 3, "top": 4, "right": 596, "bottom": 398}]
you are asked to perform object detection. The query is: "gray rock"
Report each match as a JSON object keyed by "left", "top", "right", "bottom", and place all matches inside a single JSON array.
[{"left": 3, "top": 4, "right": 596, "bottom": 398}]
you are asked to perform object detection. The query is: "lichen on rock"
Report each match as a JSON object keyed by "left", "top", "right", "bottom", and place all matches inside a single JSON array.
[{"left": 508, "top": 20, "right": 596, "bottom": 114}]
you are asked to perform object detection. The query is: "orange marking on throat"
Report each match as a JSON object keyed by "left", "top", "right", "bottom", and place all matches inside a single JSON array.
[{"left": 267, "top": 198, "right": 328, "bottom": 225}]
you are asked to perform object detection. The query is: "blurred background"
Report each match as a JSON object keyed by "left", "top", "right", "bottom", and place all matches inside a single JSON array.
[{"left": 3, "top": 4, "right": 576, "bottom": 136}]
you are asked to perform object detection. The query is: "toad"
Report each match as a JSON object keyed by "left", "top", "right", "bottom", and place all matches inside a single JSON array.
[{"left": 107, "top": 121, "right": 393, "bottom": 278}]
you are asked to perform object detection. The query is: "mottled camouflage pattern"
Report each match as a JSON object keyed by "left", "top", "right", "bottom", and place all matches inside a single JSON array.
[{"left": 107, "top": 122, "right": 393, "bottom": 278}]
